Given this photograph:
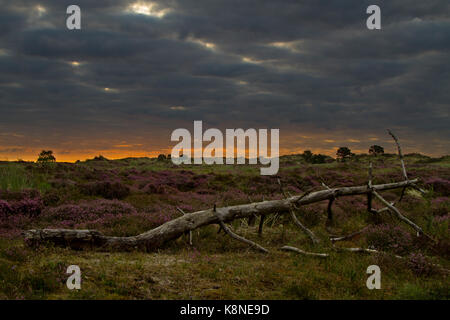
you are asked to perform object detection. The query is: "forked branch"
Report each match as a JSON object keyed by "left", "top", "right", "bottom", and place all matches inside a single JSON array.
[
  {"left": 213, "top": 204, "right": 269, "bottom": 253},
  {"left": 278, "top": 177, "right": 320, "bottom": 244}
]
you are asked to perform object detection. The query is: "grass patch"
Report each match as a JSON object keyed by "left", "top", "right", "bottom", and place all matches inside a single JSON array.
[{"left": 0, "top": 163, "right": 50, "bottom": 193}]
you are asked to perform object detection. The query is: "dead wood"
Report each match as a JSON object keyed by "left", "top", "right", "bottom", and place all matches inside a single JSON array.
[
  {"left": 23, "top": 131, "right": 433, "bottom": 256},
  {"left": 24, "top": 179, "right": 419, "bottom": 251},
  {"left": 280, "top": 246, "right": 329, "bottom": 258}
]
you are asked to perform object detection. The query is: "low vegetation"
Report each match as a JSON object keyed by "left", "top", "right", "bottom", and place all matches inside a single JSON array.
[{"left": 0, "top": 153, "right": 448, "bottom": 299}]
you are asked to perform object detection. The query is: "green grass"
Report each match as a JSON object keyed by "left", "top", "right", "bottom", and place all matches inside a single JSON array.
[
  {"left": 0, "top": 154, "right": 449, "bottom": 299},
  {"left": 0, "top": 229, "right": 447, "bottom": 300},
  {"left": 0, "top": 163, "right": 51, "bottom": 193}
]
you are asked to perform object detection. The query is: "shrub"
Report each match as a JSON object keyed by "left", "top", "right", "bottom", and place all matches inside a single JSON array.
[
  {"left": 42, "top": 192, "right": 61, "bottom": 206},
  {"left": 143, "top": 183, "right": 171, "bottom": 194},
  {"left": 0, "top": 200, "right": 12, "bottom": 217},
  {"left": 0, "top": 196, "right": 43, "bottom": 217},
  {"left": 0, "top": 189, "right": 40, "bottom": 201},
  {"left": 10, "top": 198, "right": 44, "bottom": 217},
  {"left": 41, "top": 200, "right": 177, "bottom": 232},
  {"left": 433, "top": 214, "right": 450, "bottom": 224},
  {"left": 42, "top": 199, "right": 137, "bottom": 222},
  {"left": 79, "top": 181, "right": 130, "bottom": 199},
  {"left": 365, "top": 224, "right": 414, "bottom": 255},
  {"left": 407, "top": 253, "right": 437, "bottom": 277},
  {"left": 431, "top": 197, "right": 450, "bottom": 216},
  {"left": 425, "top": 178, "right": 450, "bottom": 196}
]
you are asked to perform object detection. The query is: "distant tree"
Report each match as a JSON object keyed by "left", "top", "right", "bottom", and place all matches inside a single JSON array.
[
  {"left": 37, "top": 150, "right": 56, "bottom": 163},
  {"left": 311, "top": 154, "right": 327, "bottom": 164},
  {"left": 302, "top": 150, "right": 313, "bottom": 162},
  {"left": 336, "top": 147, "right": 352, "bottom": 162},
  {"left": 301, "top": 150, "right": 331, "bottom": 164},
  {"left": 369, "top": 145, "right": 384, "bottom": 156},
  {"left": 93, "top": 155, "right": 108, "bottom": 161},
  {"left": 157, "top": 154, "right": 167, "bottom": 161}
]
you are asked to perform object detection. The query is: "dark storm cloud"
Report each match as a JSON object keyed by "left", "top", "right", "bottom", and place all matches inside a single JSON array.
[{"left": 0, "top": 0, "right": 449, "bottom": 159}]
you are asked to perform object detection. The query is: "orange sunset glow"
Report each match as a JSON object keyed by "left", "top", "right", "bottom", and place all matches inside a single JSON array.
[{"left": 1, "top": 128, "right": 447, "bottom": 162}]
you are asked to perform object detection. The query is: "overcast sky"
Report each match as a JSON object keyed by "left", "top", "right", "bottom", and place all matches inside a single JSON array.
[{"left": 0, "top": 0, "right": 449, "bottom": 161}]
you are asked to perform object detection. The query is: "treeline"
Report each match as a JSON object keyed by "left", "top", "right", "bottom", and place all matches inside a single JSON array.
[{"left": 11, "top": 146, "right": 444, "bottom": 165}]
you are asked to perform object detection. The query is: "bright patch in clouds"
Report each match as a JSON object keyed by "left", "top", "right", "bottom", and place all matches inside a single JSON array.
[
  {"left": 128, "top": 2, "right": 170, "bottom": 18},
  {"left": 170, "top": 106, "right": 187, "bottom": 111},
  {"left": 241, "top": 56, "right": 262, "bottom": 64},
  {"left": 103, "top": 87, "right": 118, "bottom": 93},
  {"left": 270, "top": 42, "right": 293, "bottom": 49},
  {"left": 188, "top": 38, "right": 216, "bottom": 50},
  {"left": 35, "top": 5, "right": 46, "bottom": 17},
  {"left": 0, "top": 82, "right": 22, "bottom": 88},
  {"left": 236, "top": 80, "right": 248, "bottom": 86},
  {"left": 269, "top": 41, "right": 303, "bottom": 53}
]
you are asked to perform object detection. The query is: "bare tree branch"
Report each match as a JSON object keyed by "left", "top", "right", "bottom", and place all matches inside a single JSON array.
[
  {"left": 334, "top": 247, "right": 403, "bottom": 259},
  {"left": 177, "top": 207, "right": 192, "bottom": 246},
  {"left": 330, "top": 226, "right": 369, "bottom": 243},
  {"left": 280, "top": 246, "right": 329, "bottom": 258},
  {"left": 213, "top": 204, "right": 269, "bottom": 253},
  {"left": 278, "top": 177, "right": 320, "bottom": 244},
  {"left": 388, "top": 129, "right": 408, "bottom": 180},
  {"left": 372, "top": 191, "right": 433, "bottom": 241}
]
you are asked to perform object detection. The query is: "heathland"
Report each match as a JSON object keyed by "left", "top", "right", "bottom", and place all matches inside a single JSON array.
[{"left": 0, "top": 153, "right": 449, "bottom": 299}]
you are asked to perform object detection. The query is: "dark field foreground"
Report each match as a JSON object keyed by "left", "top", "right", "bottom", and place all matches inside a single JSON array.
[{"left": 0, "top": 154, "right": 449, "bottom": 299}]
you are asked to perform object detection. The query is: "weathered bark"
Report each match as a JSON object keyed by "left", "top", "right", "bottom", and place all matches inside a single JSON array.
[
  {"left": 388, "top": 129, "right": 408, "bottom": 180},
  {"left": 177, "top": 207, "right": 192, "bottom": 246},
  {"left": 215, "top": 213, "right": 269, "bottom": 253},
  {"left": 258, "top": 215, "right": 265, "bottom": 236},
  {"left": 330, "top": 226, "right": 368, "bottom": 243},
  {"left": 24, "top": 179, "right": 418, "bottom": 252},
  {"left": 280, "top": 246, "right": 329, "bottom": 258},
  {"left": 278, "top": 177, "right": 320, "bottom": 244},
  {"left": 372, "top": 190, "right": 433, "bottom": 242}
]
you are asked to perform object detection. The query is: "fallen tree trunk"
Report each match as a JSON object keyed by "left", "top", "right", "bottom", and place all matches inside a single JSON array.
[{"left": 24, "top": 179, "right": 418, "bottom": 252}]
